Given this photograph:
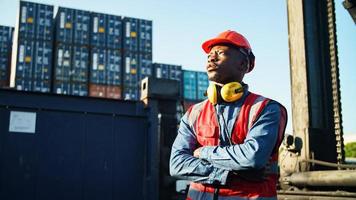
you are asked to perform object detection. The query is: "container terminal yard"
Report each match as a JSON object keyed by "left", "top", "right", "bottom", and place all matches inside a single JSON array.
[{"left": 0, "top": 0, "right": 356, "bottom": 199}]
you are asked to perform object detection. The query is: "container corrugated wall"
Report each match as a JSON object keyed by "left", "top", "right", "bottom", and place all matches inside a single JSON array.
[
  {"left": 0, "top": 26, "right": 13, "bottom": 87},
  {"left": 183, "top": 70, "right": 197, "bottom": 101},
  {"left": 138, "top": 19, "right": 152, "bottom": 53},
  {"left": 122, "top": 17, "right": 138, "bottom": 51},
  {"left": 12, "top": 1, "right": 54, "bottom": 92},
  {"left": 153, "top": 63, "right": 182, "bottom": 82},
  {"left": 17, "top": 1, "right": 53, "bottom": 40},
  {"left": 122, "top": 52, "right": 138, "bottom": 87},
  {"left": 196, "top": 71, "right": 208, "bottom": 100},
  {"left": 107, "top": 15, "right": 122, "bottom": 49},
  {"left": 54, "top": 7, "right": 90, "bottom": 96},
  {"left": 138, "top": 53, "right": 152, "bottom": 81},
  {"left": 89, "top": 12, "right": 122, "bottom": 99},
  {"left": 90, "top": 12, "right": 106, "bottom": 47}
]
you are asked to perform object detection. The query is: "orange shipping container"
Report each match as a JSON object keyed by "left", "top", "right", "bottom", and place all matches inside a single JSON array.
[
  {"left": 89, "top": 84, "right": 106, "bottom": 98},
  {"left": 0, "top": 80, "right": 8, "bottom": 88},
  {"left": 106, "top": 85, "right": 121, "bottom": 99}
]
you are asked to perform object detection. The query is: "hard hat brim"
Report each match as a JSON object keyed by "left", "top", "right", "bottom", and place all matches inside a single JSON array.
[{"left": 202, "top": 38, "right": 240, "bottom": 53}]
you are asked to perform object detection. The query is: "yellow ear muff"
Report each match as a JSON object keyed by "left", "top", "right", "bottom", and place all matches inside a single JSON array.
[
  {"left": 220, "top": 82, "right": 243, "bottom": 102},
  {"left": 207, "top": 83, "right": 218, "bottom": 105}
]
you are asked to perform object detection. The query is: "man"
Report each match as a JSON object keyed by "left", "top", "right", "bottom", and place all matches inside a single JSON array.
[{"left": 170, "top": 30, "right": 287, "bottom": 200}]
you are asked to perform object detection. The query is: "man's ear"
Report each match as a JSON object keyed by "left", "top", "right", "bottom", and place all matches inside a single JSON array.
[{"left": 241, "top": 58, "right": 250, "bottom": 73}]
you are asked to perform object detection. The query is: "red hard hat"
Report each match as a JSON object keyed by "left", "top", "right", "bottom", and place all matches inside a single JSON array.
[
  {"left": 202, "top": 30, "right": 255, "bottom": 72},
  {"left": 202, "top": 30, "right": 252, "bottom": 53}
]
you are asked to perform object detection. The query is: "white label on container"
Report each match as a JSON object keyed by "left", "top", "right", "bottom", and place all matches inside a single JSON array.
[
  {"left": 156, "top": 68, "right": 162, "bottom": 78},
  {"left": 93, "top": 17, "right": 98, "bottom": 33},
  {"left": 60, "top": 12, "right": 65, "bottom": 28},
  {"left": 9, "top": 111, "right": 36, "bottom": 134},
  {"left": 126, "top": 22, "right": 130, "bottom": 37},
  {"left": 93, "top": 53, "right": 98, "bottom": 70},
  {"left": 125, "top": 57, "right": 130, "bottom": 73},
  {"left": 21, "top": 6, "right": 27, "bottom": 23},
  {"left": 63, "top": 60, "right": 70, "bottom": 67},
  {"left": 19, "top": 45, "right": 25, "bottom": 62},
  {"left": 58, "top": 49, "right": 63, "bottom": 65}
]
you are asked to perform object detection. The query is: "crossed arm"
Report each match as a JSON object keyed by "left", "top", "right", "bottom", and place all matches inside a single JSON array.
[{"left": 169, "top": 103, "right": 282, "bottom": 185}]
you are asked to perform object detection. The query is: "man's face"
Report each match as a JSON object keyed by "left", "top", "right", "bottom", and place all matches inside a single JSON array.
[{"left": 206, "top": 45, "right": 247, "bottom": 84}]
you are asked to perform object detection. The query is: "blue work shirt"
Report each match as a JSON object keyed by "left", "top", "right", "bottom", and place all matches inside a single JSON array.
[{"left": 170, "top": 85, "right": 284, "bottom": 185}]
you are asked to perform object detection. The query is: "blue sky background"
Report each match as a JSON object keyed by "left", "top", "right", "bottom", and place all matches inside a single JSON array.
[{"left": 0, "top": 0, "right": 354, "bottom": 135}]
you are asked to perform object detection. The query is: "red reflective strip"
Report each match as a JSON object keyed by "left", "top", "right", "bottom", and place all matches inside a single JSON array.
[
  {"left": 250, "top": 99, "right": 270, "bottom": 128},
  {"left": 190, "top": 177, "right": 277, "bottom": 197},
  {"left": 232, "top": 93, "right": 259, "bottom": 144},
  {"left": 273, "top": 105, "right": 287, "bottom": 153},
  {"left": 187, "top": 105, "right": 194, "bottom": 115}
]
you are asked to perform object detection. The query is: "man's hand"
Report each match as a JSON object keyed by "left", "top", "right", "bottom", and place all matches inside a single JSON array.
[{"left": 193, "top": 147, "right": 203, "bottom": 158}]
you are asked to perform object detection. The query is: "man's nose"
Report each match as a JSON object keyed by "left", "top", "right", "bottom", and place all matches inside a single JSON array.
[{"left": 208, "top": 52, "right": 217, "bottom": 62}]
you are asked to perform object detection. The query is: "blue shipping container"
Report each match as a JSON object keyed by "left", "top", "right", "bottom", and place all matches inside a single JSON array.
[
  {"left": 18, "top": 1, "right": 36, "bottom": 39},
  {"left": 0, "top": 25, "right": 14, "bottom": 43},
  {"left": 123, "top": 17, "right": 139, "bottom": 51},
  {"left": 122, "top": 51, "right": 138, "bottom": 87},
  {"left": 0, "top": 26, "right": 13, "bottom": 81},
  {"left": 71, "top": 82, "right": 88, "bottom": 96},
  {"left": 55, "top": 7, "right": 90, "bottom": 45},
  {"left": 73, "top": 9, "right": 90, "bottom": 45},
  {"left": 183, "top": 70, "right": 197, "bottom": 100},
  {"left": 19, "top": 1, "right": 53, "bottom": 40},
  {"left": 138, "top": 19, "right": 152, "bottom": 53},
  {"left": 0, "top": 50, "right": 10, "bottom": 81},
  {"left": 36, "top": 3, "right": 53, "bottom": 40},
  {"left": 90, "top": 47, "right": 107, "bottom": 84},
  {"left": 197, "top": 71, "right": 209, "bottom": 100},
  {"left": 107, "top": 49, "right": 121, "bottom": 85},
  {"left": 91, "top": 12, "right": 107, "bottom": 47},
  {"left": 0, "top": 90, "right": 149, "bottom": 200},
  {"left": 16, "top": 39, "right": 35, "bottom": 79},
  {"left": 138, "top": 53, "right": 152, "bottom": 81},
  {"left": 53, "top": 81, "right": 70, "bottom": 95},
  {"left": 33, "top": 40, "right": 52, "bottom": 80},
  {"left": 54, "top": 43, "right": 72, "bottom": 81},
  {"left": 107, "top": 14, "right": 122, "bottom": 49},
  {"left": 55, "top": 7, "right": 74, "bottom": 43},
  {"left": 33, "top": 79, "right": 50, "bottom": 93},
  {"left": 168, "top": 65, "right": 182, "bottom": 81},
  {"left": 153, "top": 63, "right": 169, "bottom": 79},
  {"left": 123, "top": 86, "right": 138, "bottom": 100},
  {"left": 15, "top": 78, "right": 32, "bottom": 91},
  {"left": 72, "top": 45, "right": 89, "bottom": 82}
]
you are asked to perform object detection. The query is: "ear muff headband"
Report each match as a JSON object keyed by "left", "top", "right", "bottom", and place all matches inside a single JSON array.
[
  {"left": 207, "top": 83, "right": 218, "bottom": 105},
  {"left": 206, "top": 82, "right": 243, "bottom": 105}
]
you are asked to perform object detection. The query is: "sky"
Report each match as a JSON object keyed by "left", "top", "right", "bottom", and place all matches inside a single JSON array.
[{"left": 0, "top": 0, "right": 355, "bottom": 135}]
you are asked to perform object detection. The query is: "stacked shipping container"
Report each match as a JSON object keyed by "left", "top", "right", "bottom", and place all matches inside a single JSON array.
[
  {"left": 152, "top": 62, "right": 182, "bottom": 97},
  {"left": 53, "top": 7, "right": 90, "bottom": 96},
  {"left": 196, "top": 71, "right": 209, "bottom": 100},
  {"left": 7, "top": 1, "right": 210, "bottom": 105},
  {"left": 122, "top": 17, "right": 152, "bottom": 100},
  {"left": 0, "top": 26, "right": 13, "bottom": 87},
  {"left": 183, "top": 70, "right": 197, "bottom": 101},
  {"left": 88, "top": 12, "right": 122, "bottom": 99},
  {"left": 182, "top": 70, "right": 209, "bottom": 111},
  {"left": 11, "top": 1, "right": 53, "bottom": 92}
]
